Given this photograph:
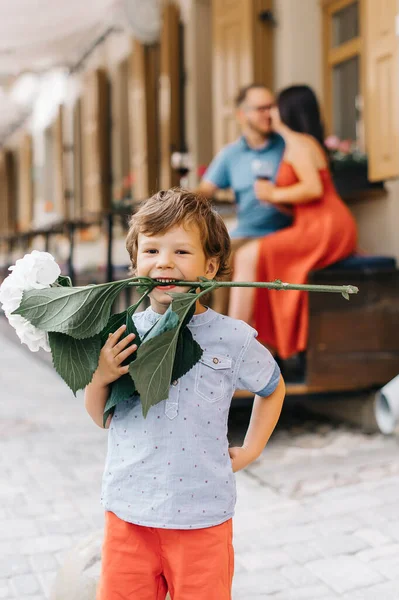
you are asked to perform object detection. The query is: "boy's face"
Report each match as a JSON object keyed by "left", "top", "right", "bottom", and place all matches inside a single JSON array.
[{"left": 136, "top": 222, "right": 219, "bottom": 314}]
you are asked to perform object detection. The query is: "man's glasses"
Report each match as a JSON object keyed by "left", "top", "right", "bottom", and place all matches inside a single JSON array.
[{"left": 245, "top": 104, "right": 275, "bottom": 113}]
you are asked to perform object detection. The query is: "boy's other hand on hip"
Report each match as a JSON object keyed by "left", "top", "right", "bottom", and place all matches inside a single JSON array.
[{"left": 228, "top": 446, "right": 257, "bottom": 472}]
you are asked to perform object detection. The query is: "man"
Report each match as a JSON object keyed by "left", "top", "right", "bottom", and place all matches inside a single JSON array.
[{"left": 198, "top": 84, "right": 291, "bottom": 311}]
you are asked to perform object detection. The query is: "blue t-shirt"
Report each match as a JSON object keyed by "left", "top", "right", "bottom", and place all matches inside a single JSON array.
[{"left": 204, "top": 134, "right": 292, "bottom": 238}]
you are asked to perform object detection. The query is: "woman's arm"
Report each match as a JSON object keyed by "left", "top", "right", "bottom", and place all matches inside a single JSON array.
[
  {"left": 255, "top": 144, "right": 324, "bottom": 205},
  {"left": 229, "top": 375, "right": 286, "bottom": 472}
]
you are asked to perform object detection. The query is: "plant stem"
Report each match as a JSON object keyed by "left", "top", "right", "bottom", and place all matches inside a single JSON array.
[{"left": 126, "top": 278, "right": 358, "bottom": 296}]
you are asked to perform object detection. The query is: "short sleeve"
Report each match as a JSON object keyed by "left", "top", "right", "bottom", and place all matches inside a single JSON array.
[
  {"left": 202, "top": 148, "right": 231, "bottom": 189},
  {"left": 235, "top": 329, "right": 281, "bottom": 397}
]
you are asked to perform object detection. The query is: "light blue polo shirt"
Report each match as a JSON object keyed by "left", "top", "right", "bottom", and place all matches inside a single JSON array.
[
  {"left": 204, "top": 134, "right": 292, "bottom": 238},
  {"left": 101, "top": 306, "right": 281, "bottom": 530}
]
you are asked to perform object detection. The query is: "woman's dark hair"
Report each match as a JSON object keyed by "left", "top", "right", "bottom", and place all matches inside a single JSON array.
[{"left": 277, "top": 85, "right": 325, "bottom": 147}]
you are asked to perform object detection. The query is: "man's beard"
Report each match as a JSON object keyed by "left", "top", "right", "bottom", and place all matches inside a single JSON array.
[{"left": 247, "top": 119, "right": 271, "bottom": 139}]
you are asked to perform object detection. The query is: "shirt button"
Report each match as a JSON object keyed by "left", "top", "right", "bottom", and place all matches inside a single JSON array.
[
  {"left": 213, "top": 357, "right": 219, "bottom": 364},
  {"left": 172, "top": 380, "right": 178, "bottom": 386}
]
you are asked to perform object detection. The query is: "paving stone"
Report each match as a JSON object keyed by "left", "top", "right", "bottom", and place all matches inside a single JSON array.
[
  {"left": 29, "top": 553, "right": 59, "bottom": 573},
  {"left": 0, "top": 541, "right": 19, "bottom": 558},
  {"left": 0, "top": 579, "right": 11, "bottom": 599},
  {"left": 354, "top": 527, "right": 392, "bottom": 547},
  {"left": 280, "top": 564, "right": 322, "bottom": 587},
  {"left": 356, "top": 543, "right": 399, "bottom": 563},
  {"left": 315, "top": 515, "right": 363, "bottom": 536},
  {"left": 307, "top": 555, "right": 385, "bottom": 594},
  {"left": 341, "top": 580, "right": 399, "bottom": 600},
  {"left": 0, "top": 555, "right": 31, "bottom": 578},
  {"left": 238, "top": 549, "right": 293, "bottom": 571},
  {"left": 282, "top": 541, "right": 324, "bottom": 565},
  {"left": 37, "top": 570, "right": 57, "bottom": 597},
  {"left": 0, "top": 519, "right": 40, "bottom": 541},
  {"left": 20, "top": 535, "right": 72, "bottom": 555},
  {"left": 266, "top": 585, "right": 339, "bottom": 599},
  {"left": 233, "top": 569, "right": 290, "bottom": 596},
  {"left": 369, "top": 554, "right": 399, "bottom": 581},
  {"left": 310, "top": 533, "right": 369, "bottom": 557},
  {"left": 9, "top": 573, "right": 41, "bottom": 596}
]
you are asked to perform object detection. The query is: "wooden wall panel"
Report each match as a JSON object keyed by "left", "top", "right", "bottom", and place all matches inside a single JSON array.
[
  {"left": 17, "top": 134, "right": 34, "bottom": 232},
  {"left": 81, "top": 69, "right": 111, "bottom": 215},
  {"left": 0, "top": 150, "right": 16, "bottom": 235},
  {"left": 73, "top": 98, "right": 84, "bottom": 219},
  {"left": 129, "top": 40, "right": 160, "bottom": 200},
  {"left": 53, "top": 105, "right": 66, "bottom": 218},
  {"left": 159, "top": 1, "right": 181, "bottom": 189},
  {"left": 364, "top": 0, "right": 399, "bottom": 180},
  {"left": 212, "top": 0, "right": 274, "bottom": 151}
]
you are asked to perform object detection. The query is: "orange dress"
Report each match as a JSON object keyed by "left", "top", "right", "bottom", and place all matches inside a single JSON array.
[{"left": 254, "top": 162, "right": 357, "bottom": 359}]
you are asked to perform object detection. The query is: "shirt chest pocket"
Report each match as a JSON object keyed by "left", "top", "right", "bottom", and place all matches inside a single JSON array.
[{"left": 195, "top": 353, "right": 233, "bottom": 403}]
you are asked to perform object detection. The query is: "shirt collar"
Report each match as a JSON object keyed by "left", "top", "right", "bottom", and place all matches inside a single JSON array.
[
  {"left": 239, "top": 133, "right": 278, "bottom": 152},
  {"left": 143, "top": 305, "right": 217, "bottom": 327}
]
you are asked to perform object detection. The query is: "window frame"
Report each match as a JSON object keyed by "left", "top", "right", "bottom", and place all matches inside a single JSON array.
[{"left": 322, "top": 0, "right": 365, "bottom": 146}]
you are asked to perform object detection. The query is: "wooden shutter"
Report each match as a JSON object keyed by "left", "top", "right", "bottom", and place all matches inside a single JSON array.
[
  {"left": 212, "top": 0, "right": 274, "bottom": 151},
  {"left": 159, "top": 1, "right": 181, "bottom": 189},
  {"left": 53, "top": 105, "right": 66, "bottom": 217},
  {"left": 129, "top": 40, "right": 159, "bottom": 201},
  {"left": 81, "top": 69, "right": 111, "bottom": 215},
  {"left": 364, "top": 0, "right": 399, "bottom": 180},
  {"left": 17, "top": 134, "right": 34, "bottom": 232},
  {"left": 0, "top": 150, "right": 15, "bottom": 235},
  {"left": 73, "top": 98, "right": 84, "bottom": 219},
  {"left": 113, "top": 58, "right": 132, "bottom": 202}
]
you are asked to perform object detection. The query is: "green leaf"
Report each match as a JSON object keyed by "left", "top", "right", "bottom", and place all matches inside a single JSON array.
[
  {"left": 48, "top": 331, "right": 102, "bottom": 395},
  {"left": 55, "top": 275, "right": 73, "bottom": 287},
  {"left": 141, "top": 305, "right": 179, "bottom": 343},
  {"left": 100, "top": 291, "right": 151, "bottom": 425},
  {"left": 103, "top": 375, "right": 138, "bottom": 427},
  {"left": 100, "top": 311, "right": 128, "bottom": 346},
  {"left": 13, "top": 280, "right": 129, "bottom": 339},
  {"left": 171, "top": 296, "right": 203, "bottom": 381},
  {"left": 341, "top": 291, "right": 350, "bottom": 300},
  {"left": 129, "top": 291, "right": 200, "bottom": 417},
  {"left": 171, "top": 325, "right": 203, "bottom": 382}
]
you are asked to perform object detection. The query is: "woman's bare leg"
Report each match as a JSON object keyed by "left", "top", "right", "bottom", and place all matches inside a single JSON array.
[
  {"left": 211, "top": 237, "right": 248, "bottom": 314},
  {"left": 228, "top": 239, "right": 260, "bottom": 324}
]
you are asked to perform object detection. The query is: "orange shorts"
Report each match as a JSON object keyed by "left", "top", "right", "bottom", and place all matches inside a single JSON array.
[{"left": 97, "top": 511, "right": 234, "bottom": 600}]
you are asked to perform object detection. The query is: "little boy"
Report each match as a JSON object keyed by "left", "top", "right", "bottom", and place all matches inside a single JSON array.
[{"left": 85, "top": 189, "right": 285, "bottom": 600}]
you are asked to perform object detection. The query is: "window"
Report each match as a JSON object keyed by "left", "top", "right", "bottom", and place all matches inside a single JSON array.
[{"left": 323, "top": 0, "right": 364, "bottom": 149}]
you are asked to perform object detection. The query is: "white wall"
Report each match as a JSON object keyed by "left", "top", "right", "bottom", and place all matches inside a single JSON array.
[{"left": 274, "top": 0, "right": 323, "bottom": 98}]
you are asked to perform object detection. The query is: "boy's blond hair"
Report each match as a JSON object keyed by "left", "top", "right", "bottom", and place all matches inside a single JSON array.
[{"left": 126, "top": 188, "right": 231, "bottom": 279}]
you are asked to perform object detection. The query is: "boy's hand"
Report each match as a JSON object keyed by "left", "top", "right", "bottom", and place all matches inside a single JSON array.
[
  {"left": 93, "top": 325, "right": 137, "bottom": 388},
  {"left": 228, "top": 446, "right": 257, "bottom": 473}
]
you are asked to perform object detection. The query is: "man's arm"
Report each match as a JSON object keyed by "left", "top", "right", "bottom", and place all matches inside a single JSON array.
[
  {"left": 196, "top": 179, "right": 219, "bottom": 198},
  {"left": 229, "top": 375, "right": 285, "bottom": 472},
  {"left": 196, "top": 146, "right": 231, "bottom": 196}
]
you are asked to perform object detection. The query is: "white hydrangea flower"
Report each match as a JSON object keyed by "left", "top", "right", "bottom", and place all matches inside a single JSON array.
[{"left": 0, "top": 251, "right": 61, "bottom": 352}]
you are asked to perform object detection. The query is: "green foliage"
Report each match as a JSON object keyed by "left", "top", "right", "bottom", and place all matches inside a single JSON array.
[
  {"left": 13, "top": 280, "right": 130, "bottom": 339},
  {"left": 13, "top": 275, "right": 357, "bottom": 419},
  {"left": 48, "top": 332, "right": 102, "bottom": 395},
  {"left": 129, "top": 292, "right": 201, "bottom": 417}
]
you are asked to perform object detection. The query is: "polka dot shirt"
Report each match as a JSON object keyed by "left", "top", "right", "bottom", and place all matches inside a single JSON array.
[{"left": 101, "top": 307, "right": 280, "bottom": 529}]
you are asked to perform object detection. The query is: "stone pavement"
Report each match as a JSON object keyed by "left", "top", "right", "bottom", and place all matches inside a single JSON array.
[{"left": 1, "top": 319, "right": 399, "bottom": 600}]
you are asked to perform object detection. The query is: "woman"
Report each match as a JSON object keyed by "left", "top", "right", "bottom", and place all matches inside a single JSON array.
[{"left": 228, "top": 85, "right": 357, "bottom": 359}]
